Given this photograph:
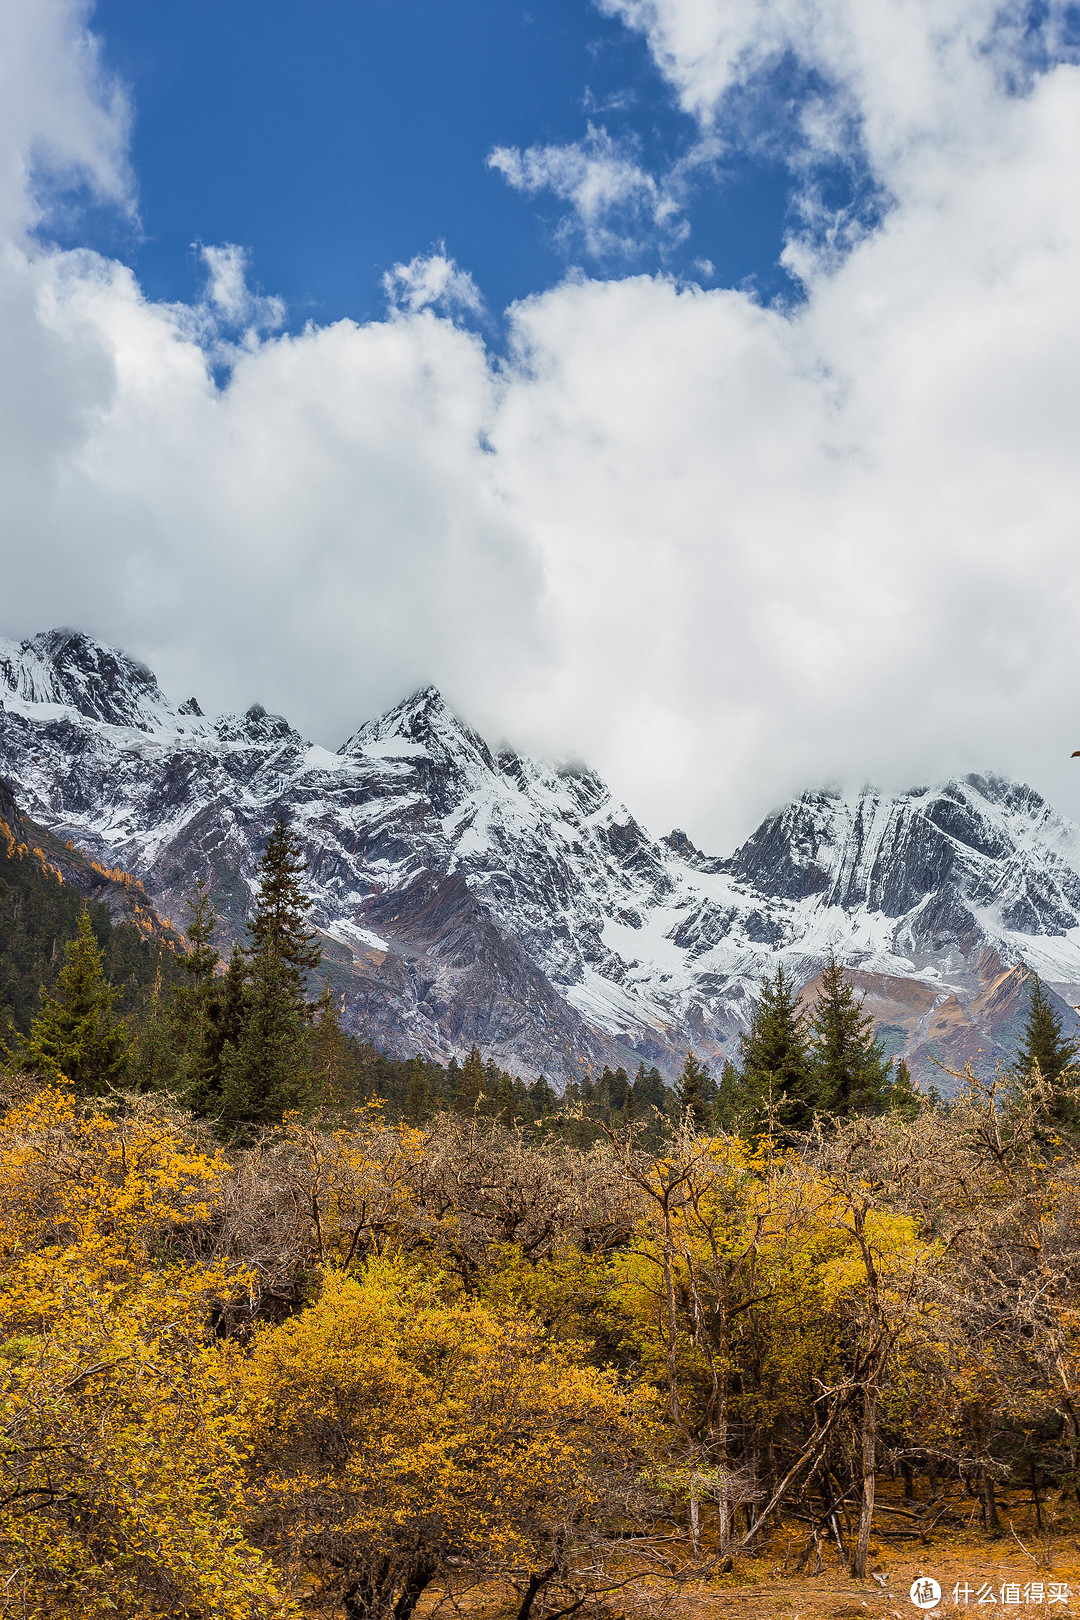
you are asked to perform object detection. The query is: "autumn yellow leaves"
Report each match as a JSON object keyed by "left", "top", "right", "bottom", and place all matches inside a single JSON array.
[
  {"left": 3, "top": 1079, "right": 1080, "bottom": 1617},
  {"left": 0, "top": 1087, "right": 287, "bottom": 1618},
  {"left": 242, "top": 1265, "right": 653, "bottom": 1619},
  {"left": 0, "top": 1094, "right": 655, "bottom": 1619}
]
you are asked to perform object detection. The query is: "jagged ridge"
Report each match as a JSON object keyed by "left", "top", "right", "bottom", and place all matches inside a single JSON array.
[{"left": 1, "top": 627, "right": 1078, "bottom": 1084}]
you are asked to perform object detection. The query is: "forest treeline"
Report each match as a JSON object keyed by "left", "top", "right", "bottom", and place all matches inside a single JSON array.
[
  {"left": 0, "top": 782, "right": 181, "bottom": 1039},
  {"left": 0, "top": 814, "right": 929, "bottom": 1144},
  {"left": 4, "top": 819, "right": 1080, "bottom": 1618}
]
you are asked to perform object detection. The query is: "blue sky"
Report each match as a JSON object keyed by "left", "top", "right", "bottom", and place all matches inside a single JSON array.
[{"left": 76, "top": 0, "right": 802, "bottom": 329}]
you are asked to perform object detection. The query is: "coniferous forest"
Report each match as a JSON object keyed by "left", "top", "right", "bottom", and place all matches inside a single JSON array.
[{"left": 5, "top": 812, "right": 1080, "bottom": 1617}]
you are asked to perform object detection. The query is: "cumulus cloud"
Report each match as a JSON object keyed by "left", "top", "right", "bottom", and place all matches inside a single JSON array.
[
  {"left": 488, "top": 126, "right": 689, "bottom": 259},
  {"left": 167, "top": 244, "right": 286, "bottom": 365},
  {"left": 0, "top": 0, "right": 132, "bottom": 237},
  {"left": 382, "top": 249, "right": 483, "bottom": 318},
  {"left": 3, "top": 0, "right": 1080, "bottom": 855}
]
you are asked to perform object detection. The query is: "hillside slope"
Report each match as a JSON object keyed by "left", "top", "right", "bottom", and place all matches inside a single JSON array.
[{"left": 0, "top": 774, "right": 182, "bottom": 1036}]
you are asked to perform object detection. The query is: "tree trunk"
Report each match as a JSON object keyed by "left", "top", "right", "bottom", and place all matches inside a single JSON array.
[
  {"left": 343, "top": 1560, "right": 392, "bottom": 1620},
  {"left": 980, "top": 1468, "right": 1001, "bottom": 1536},
  {"left": 392, "top": 1560, "right": 437, "bottom": 1620},
  {"left": 516, "top": 1568, "right": 555, "bottom": 1620},
  {"left": 853, "top": 1385, "right": 877, "bottom": 1579},
  {"left": 660, "top": 1195, "right": 687, "bottom": 1434},
  {"left": 689, "top": 1475, "right": 701, "bottom": 1557},
  {"left": 971, "top": 1407, "right": 1000, "bottom": 1536},
  {"left": 716, "top": 1491, "right": 732, "bottom": 1551}
]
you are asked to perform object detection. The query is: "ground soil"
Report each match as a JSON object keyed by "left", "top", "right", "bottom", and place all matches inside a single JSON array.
[
  {"left": 415, "top": 1487, "right": 1080, "bottom": 1619},
  {"left": 674, "top": 1534, "right": 1080, "bottom": 1618}
]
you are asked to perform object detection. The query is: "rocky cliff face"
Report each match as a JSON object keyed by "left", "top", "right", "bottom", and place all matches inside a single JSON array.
[{"left": 2, "top": 627, "right": 1078, "bottom": 1085}]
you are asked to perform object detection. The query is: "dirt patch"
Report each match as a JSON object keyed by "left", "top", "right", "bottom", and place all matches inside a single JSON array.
[{"left": 653, "top": 1535, "right": 1080, "bottom": 1619}]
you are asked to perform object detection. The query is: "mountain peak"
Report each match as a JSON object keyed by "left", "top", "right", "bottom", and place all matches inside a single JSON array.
[
  {"left": 339, "top": 685, "right": 495, "bottom": 771},
  {"left": 214, "top": 703, "right": 302, "bottom": 746},
  {"left": 0, "top": 628, "right": 172, "bottom": 733}
]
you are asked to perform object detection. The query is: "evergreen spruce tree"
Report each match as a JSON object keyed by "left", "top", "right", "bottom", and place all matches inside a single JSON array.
[
  {"left": 403, "top": 1059, "right": 431, "bottom": 1124},
  {"left": 529, "top": 1074, "right": 557, "bottom": 1119},
  {"left": 1012, "top": 972, "right": 1080, "bottom": 1128},
  {"left": 179, "top": 879, "right": 220, "bottom": 996},
  {"left": 16, "top": 906, "right": 132, "bottom": 1094},
  {"left": 808, "top": 956, "right": 893, "bottom": 1118},
  {"left": 185, "top": 940, "right": 247, "bottom": 1117},
  {"left": 713, "top": 1057, "right": 745, "bottom": 1131},
  {"left": 482, "top": 1056, "right": 514, "bottom": 1116},
  {"left": 738, "top": 967, "right": 815, "bottom": 1137},
  {"left": 220, "top": 949, "right": 309, "bottom": 1127},
  {"left": 166, "top": 880, "right": 221, "bottom": 1107},
  {"left": 457, "top": 1046, "right": 486, "bottom": 1111},
  {"left": 219, "top": 820, "right": 322, "bottom": 1129},
  {"left": 247, "top": 820, "right": 322, "bottom": 991},
  {"left": 1013, "top": 974, "right": 1079, "bottom": 1086},
  {"left": 674, "top": 1049, "right": 719, "bottom": 1131},
  {"left": 629, "top": 1062, "right": 667, "bottom": 1117},
  {"left": 597, "top": 1066, "right": 631, "bottom": 1121},
  {"left": 131, "top": 956, "right": 177, "bottom": 1093},
  {"left": 307, "top": 980, "right": 362, "bottom": 1107},
  {"left": 889, "top": 1057, "right": 922, "bottom": 1120}
]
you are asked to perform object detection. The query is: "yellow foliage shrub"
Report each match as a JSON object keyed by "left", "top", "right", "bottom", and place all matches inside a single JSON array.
[
  {"left": 239, "top": 1257, "right": 657, "bottom": 1619},
  {"left": 0, "top": 1088, "right": 294, "bottom": 1620}
]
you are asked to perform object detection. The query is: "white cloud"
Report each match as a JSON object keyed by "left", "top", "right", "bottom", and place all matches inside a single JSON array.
[
  {"left": 166, "top": 244, "right": 286, "bottom": 364},
  {"left": 488, "top": 125, "right": 689, "bottom": 259},
  {"left": 0, "top": 0, "right": 132, "bottom": 238},
  {"left": 4, "top": 0, "right": 1080, "bottom": 855},
  {"left": 382, "top": 249, "right": 483, "bottom": 318},
  {"left": 199, "top": 243, "right": 284, "bottom": 331}
]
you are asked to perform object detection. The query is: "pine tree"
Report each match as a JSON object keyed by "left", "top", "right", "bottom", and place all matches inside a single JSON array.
[
  {"left": 482, "top": 1056, "right": 514, "bottom": 1116},
  {"left": 529, "top": 1074, "right": 557, "bottom": 1118},
  {"left": 808, "top": 956, "right": 893, "bottom": 1118},
  {"left": 16, "top": 906, "right": 132, "bottom": 1094},
  {"left": 131, "top": 956, "right": 176, "bottom": 1093},
  {"left": 164, "top": 880, "right": 221, "bottom": 1106},
  {"left": 738, "top": 967, "right": 816, "bottom": 1137},
  {"left": 889, "top": 1057, "right": 922, "bottom": 1120},
  {"left": 307, "top": 980, "right": 363, "bottom": 1107},
  {"left": 1012, "top": 972, "right": 1080, "bottom": 1129},
  {"left": 179, "top": 879, "right": 220, "bottom": 997},
  {"left": 674, "top": 1050, "right": 718, "bottom": 1131},
  {"left": 629, "top": 1062, "right": 667, "bottom": 1117},
  {"left": 1013, "top": 974, "right": 1079, "bottom": 1086},
  {"left": 713, "top": 1057, "right": 744, "bottom": 1131},
  {"left": 220, "top": 950, "right": 310, "bottom": 1127},
  {"left": 218, "top": 821, "right": 322, "bottom": 1129},
  {"left": 403, "top": 1059, "right": 431, "bottom": 1124},
  {"left": 183, "top": 940, "right": 245, "bottom": 1116},
  {"left": 458, "top": 1046, "right": 486, "bottom": 1111},
  {"left": 246, "top": 820, "right": 322, "bottom": 993}
]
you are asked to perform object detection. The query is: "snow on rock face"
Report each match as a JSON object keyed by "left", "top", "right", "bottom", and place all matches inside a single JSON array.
[
  {"left": 2, "top": 627, "right": 1080, "bottom": 1084},
  {"left": 0, "top": 630, "right": 176, "bottom": 733},
  {"left": 721, "top": 777, "right": 1080, "bottom": 962}
]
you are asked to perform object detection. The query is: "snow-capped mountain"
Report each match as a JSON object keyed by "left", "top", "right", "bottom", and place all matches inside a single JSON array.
[{"left": 2, "top": 627, "right": 1078, "bottom": 1084}]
